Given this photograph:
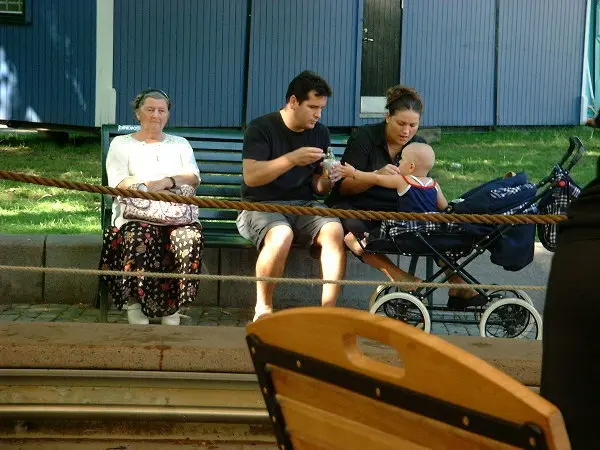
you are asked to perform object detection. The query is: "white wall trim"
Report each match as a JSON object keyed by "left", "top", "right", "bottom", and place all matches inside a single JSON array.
[
  {"left": 581, "top": 0, "right": 594, "bottom": 124},
  {"left": 94, "top": 0, "right": 116, "bottom": 126}
]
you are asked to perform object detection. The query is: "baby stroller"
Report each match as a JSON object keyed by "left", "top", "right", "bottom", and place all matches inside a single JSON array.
[{"left": 363, "top": 137, "right": 584, "bottom": 340}]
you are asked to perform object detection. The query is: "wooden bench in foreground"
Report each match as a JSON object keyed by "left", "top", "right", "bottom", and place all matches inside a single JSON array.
[{"left": 247, "top": 307, "right": 569, "bottom": 449}]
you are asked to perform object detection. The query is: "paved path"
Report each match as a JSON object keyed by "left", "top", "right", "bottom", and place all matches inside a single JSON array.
[
  {"left": 0, "top": 244, "right": 553, "bottom": 338},
  {"left": 0, "top": 303, "right": 492, "bottom": 337},
  {"left": 0, "top": 303, "right": 253, "bottom": 327}
]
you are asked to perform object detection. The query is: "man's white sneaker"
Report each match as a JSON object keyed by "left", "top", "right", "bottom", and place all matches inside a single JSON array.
[
  {"left": 125, "top": 303, "right": 149, "bottom": 325},
  {"left": 161, "top": 312, "right": 181, "bottom": 326}
]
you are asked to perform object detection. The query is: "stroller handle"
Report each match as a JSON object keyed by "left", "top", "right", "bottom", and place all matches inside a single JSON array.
[{"left": 558, "top": 136, "right": 585, "bottom": 172}]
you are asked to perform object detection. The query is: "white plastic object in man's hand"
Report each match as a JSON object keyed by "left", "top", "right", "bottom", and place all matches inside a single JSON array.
[{"left": 322, "top": 147, "right": 337, "bottom": 174}]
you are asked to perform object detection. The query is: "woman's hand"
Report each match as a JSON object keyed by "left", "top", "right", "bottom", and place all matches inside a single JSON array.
[
  {"left": 332, "top": 162, "right": 356, "bottom": 182},
  {"left": 375, "top": 164, "right": 402, "bottom": 176},
  {"left": 145, "top": 178, "right": 173, "bottom": 192}
]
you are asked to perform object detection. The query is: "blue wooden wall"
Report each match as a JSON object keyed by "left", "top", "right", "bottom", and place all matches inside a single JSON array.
[
  {"left": 0, "top": 0, "right": 96, "bottom": 126},
  {"left": 0, "top": 0, "right": 588, "bottom": 128},
  {"left": 401, "top": 0, "right": 496, "bottom": 127},
  {"left": 113, "top": 0, "right": 248, "bottom": 127},
  {"left": 245, "top": 0, "right": 360, "bottom": 127},
  {"left": 497, "top": 0, "right": 587, "bottom": 125}
]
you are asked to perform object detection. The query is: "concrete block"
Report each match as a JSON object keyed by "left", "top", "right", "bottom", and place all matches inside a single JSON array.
[
  {"left": 0, "top": 234, "right": 45, "bottom": 304},
  {"left": 193, "top": 247, "right": 218, "bottom": 306},
  {"left": 219, "top": 248, "right": 258, "bottom": 308},
  {"left": 219, "top": 247, "right": 393, "bottom": 310},
  {"left": 43, "top": 235, "right": 218, "bottom": 307},
  {"left": 342, "top": 254, "right": 392, "bottom": 310},
  {"left": 44, "top": 234, "right": 102, "bottom": 306},
  {"left": 0, "top": 322, "right": 543, "bottom": 386}
]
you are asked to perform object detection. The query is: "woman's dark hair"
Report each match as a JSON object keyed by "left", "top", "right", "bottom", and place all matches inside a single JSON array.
[
  {"left": 132, "top": 89, "right": 171, "bottom": 110},
  {"left": 285, "top": 70, "right": 332, "bottom": 104},
  {"left": 385, "top": 85, "right": 423, "bottom": 116}
]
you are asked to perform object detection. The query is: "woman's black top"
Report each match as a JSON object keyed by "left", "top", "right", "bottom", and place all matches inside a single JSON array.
[{"left": 326, "top": 121, "right": 425, "bottom": 211}]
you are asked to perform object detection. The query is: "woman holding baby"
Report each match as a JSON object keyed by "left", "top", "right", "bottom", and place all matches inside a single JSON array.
[{"left": 327, "top": 85, "right": 480, "bottom": 306}]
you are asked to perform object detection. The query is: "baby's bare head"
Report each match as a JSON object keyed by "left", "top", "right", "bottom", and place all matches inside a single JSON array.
[{"left": 401, "top": 143, "right": 435, "bottom": 175}]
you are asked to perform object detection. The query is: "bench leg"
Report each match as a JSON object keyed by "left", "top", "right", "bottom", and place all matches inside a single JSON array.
[
  {"left": 96, "top": 277, "right": 109, "bottom": 323},
  {"left": 408, "top": 256, "right": 434, "bottom": 308},
  {"left": 426, "top": 257, "right": 434, "bottom": 306},
  {"left": 408, "top": 256, "right": 419, "bottom": 276}
]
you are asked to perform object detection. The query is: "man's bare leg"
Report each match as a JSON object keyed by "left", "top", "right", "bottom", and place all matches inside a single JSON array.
[
  {"left": 315, "top": 222, "right": 346, "bottom": 308},
  {"left": 254, "top": 225, "right": 293, "bottom": 320}
]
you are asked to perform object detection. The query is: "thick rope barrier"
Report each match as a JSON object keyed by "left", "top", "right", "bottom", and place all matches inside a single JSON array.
[
  {"left": 0, "top": 265, "right": 547, "bottom": 292},
  {"left": 0, "top": 170, "right": 566, "bottom": 225}
]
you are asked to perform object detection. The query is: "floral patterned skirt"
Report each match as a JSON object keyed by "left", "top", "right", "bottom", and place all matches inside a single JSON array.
[{"left": 99, "top": 221, "right": 204, "bottom": 318}]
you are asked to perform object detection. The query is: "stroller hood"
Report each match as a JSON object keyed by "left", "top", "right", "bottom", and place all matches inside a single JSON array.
[
  {"left": 450, "top": 172, "right": 535, "bottom": 214},
  {"left": 450, "top": 172, "right": 537, "bottom": 271}
]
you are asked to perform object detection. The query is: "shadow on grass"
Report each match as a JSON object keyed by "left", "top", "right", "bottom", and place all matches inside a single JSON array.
[{"left": 0, "top": 131, "right": 100, "bottom": 148}]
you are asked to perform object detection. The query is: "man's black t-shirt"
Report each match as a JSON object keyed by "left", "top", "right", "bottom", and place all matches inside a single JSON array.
[
  {"left": 326, "top": 121, "right": 426, "bottom": 211},
  {"left": 241, "top": 111, "right": 330, "bottom": 201}
]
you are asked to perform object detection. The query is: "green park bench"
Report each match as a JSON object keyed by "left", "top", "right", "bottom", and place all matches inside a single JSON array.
[{"left": 98, "top": 124, "right": 348, "bottom": 322}]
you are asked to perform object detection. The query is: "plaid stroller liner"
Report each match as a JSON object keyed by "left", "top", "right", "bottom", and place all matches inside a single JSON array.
[
  {"left": 373, "top": 173, "right": 538, "bottom": 271},
  {"left": 536, "top": 167, "right": 582, "bottom": 251},
  {"left": 367, "top": 137, "right": 585, "bottom": 264}
]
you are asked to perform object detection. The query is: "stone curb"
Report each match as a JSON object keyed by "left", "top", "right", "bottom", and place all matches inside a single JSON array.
[{"left": 0, "top": 321, "right": 542, "bottom": 386}]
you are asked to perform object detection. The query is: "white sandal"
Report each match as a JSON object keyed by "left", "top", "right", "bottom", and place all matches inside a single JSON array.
[
  {"left": 161, "top": 311, "right": 181, "bottom": 326},
  {"left": 125, "top": 303, "right": 149, "bottom": 325}
]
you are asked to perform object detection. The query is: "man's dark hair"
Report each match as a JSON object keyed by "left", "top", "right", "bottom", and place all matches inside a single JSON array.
[{"left": 285, "top": 70, "right": 332, "bottom": 104}]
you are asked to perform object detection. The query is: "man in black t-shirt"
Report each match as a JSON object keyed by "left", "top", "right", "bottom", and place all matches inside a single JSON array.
[{"left": 237, "top": 71, "right": 346, "bottom": 321}]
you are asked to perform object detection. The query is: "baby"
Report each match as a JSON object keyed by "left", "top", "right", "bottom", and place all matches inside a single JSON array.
[{"left": 335, "top": 142, "right": 448, "bottom": 286}]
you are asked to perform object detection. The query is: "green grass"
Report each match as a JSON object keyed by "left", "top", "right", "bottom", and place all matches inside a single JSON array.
[
  {"left": 0, "top": 132, "right": 102, "bottom": 234},
  {"left": 432, "top": 127, "right": 598, "bottom": 200},
  {"left": 1, "top": 127, "right": 598, "bottom": 234}
]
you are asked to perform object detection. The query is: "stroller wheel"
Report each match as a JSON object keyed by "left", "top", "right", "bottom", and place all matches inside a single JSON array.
[
  {"left": 369, "top": 293, "right": 431, "bottom": 333},
  {"left": 368, "top": 285, "right": 392, "bottom": 310},
  {"left": 479, "top": 298, "right": 543, "bottom": 340},
  {"left": 487, "top": 288, "right": 533, "bottom": 305}
]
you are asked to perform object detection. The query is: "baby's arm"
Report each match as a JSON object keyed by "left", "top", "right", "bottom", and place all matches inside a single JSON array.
[
  {"left": 436, "top": 184, "right": 448, "bottom": 210},
  {"left": 338, "top": 163, "right": 406, "bottom": 191}
]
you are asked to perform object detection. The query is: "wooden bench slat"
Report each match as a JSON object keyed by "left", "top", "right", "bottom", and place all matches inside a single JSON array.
[
  {"left": 194, "top": 152, "right": 243, "bottom": 162},
  {"left": 155, "top": 128, "right": 245, "bottom": 141},
  {"left": 199, "top": 163, "right": 243, "bottom": 174},
  {"left": 202, "top": 222, "right": 240, "bottom": 231},
  {"left": 196, "top": 186, "right": 240, "bottom": 197},
  {"left": 201, "top": 233, "right": 253, "bottom": 248},
  {"left": 190, "top": 141, "right": 243, "bottom": 151},
  {"left": 198, "top": 210, "right": 239, "bottom": 220},
  {"left": 199, "top": 174, "right": 242, "bottom": 185}
]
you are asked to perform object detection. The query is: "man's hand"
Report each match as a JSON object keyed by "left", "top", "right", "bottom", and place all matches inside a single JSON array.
[
  {"left": 286, "top": 147, "right": 324, "bottom": 166},
  {"left": 375, "top": 164, "right": 401, "bottom": 176}
]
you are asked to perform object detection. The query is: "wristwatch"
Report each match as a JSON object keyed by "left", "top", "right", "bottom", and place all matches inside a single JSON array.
[
  {"left": 138, "top": 183, "right": 148, "bottom": 192},
  {"left": 168, "top": 176, "right": 177, "bottom": 189}
]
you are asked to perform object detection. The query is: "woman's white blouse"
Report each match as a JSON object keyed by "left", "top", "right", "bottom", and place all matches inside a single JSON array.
[{"left": 106, "top": 133, "right": 201, "bottom": 228}]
